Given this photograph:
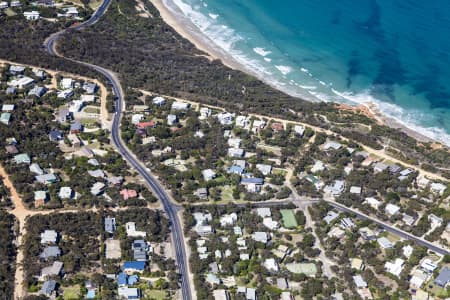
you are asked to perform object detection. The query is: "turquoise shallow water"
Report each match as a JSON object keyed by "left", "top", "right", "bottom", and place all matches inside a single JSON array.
[{"left": 165, "top": 0, "right": 450, "bottom": 145}]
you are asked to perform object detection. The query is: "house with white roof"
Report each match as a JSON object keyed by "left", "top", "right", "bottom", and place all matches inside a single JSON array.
[
  {"left": 167, "top": 114, "right": 177, "bottom": 125},
  {"left": 58, "top": 187, "right": 73, "bottom": 199},
  {"left": 353, "top": 275, "right": 367, "bottom": 288},
  {"left": 402, "top": 245, "right": 414, "bottom": 258},
  {"left": 228, "top": 148, "right": 244, "bottom": 158},
  {"left": 252, "top": 231, "right": 270, "bottom": 244},
  {"left": 420, "top": 258, "right": 438, "bottom": 273},
  {"left": 227, "top": 138, "right": 241, "bottom": 148},
  {"left": 256, "top": 164, "right": 272, "bottom": 176},
  {"left": 385, "top": 258, "right": 404, "bottom": 277},
  {"left": 365, "top": 197, "right": 381, "bottom": 209},
  {"left": 251, "top": 119, "right": 266, "bottom": 133},
  {"left": 324, "top": 180, "right": 345, "bottom": 196},
  {"left": 323, "top": 211, "right": 339, "bottom": 224},
  {"left": 152, "top": 96, "right": 165, "bottom": 106},
  {"left": 217, "top": 112, "right": 235, "bottom": 125},
  {"left": 202, "top": 169, "right": 216, "bottom": 181},
  {"left": 385, "top": 203, "right": 400, "bottom": 216},
  {"left": 61, "top": 78, "right": 74, "bottom": 89},
  {"left": 377, "top": 237, "right": 394, "bottom": 249},
  {"left": 410, "top": 269, "right": 429, "bottom": 288},
  {"left": 311, "top": 160, "right": 325, "bottom": 173},
  {"left": 125, "top": 222, "right": 146, "bottom": 237},
  {"left": 264, "top": 258, "right": 279, "bottom": 272},
  {"left": 199, "top": 107, "right": 212, "bottom": 119},
  {"left": 349, "top": 186, "right": 362, "bottom": 194},
  {"left": 431, "top": 183, "right": 447, "bottom": 195},
  {"left": 256, "top": 207, "right": 271, "bottom": 218},
  {"left": 428, "top": 214, "right": 443, "bottom": 228},
  {"left": 236, "top": 115, "right": 251, "bottom": 128},
  {"left": 24, "top": 11, "right": 40, "bottom": 20},
  {"left": 263, "top": 217, "right": 279, "bottom": 230},
  {"left": 294, "top": 125, "right": 305, "bottom": 136},
  {"left": 323, "top": 141, "right": 342, "bottom": 150},
  {"left": 220, "top": 213, "right": 237, "bottom": 227},
  {"left": 41, "top": 230, "right": 58, "bottom": 244}
]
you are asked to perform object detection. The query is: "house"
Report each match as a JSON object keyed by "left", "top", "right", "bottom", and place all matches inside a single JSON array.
[
  {"left": 28, "top": 86, "right": 47, "bottom": 97},
  {"left": 341, "top": 218, "right": 355, "bottom": 229},
  {"left": 10, "top": 0, "right": 22, "bottom": 7},
  {"left": 377, "top": 237, "right": 394, "bottom": 249},
  {"left": 8, "top": 76, "right": 34, "bottom": 88},
  {"left": 271, "top": 122, "right": 284, "bottom": 132},
  {"left": 57, "top": 108, "right": 72, "bottom": 123},
  {"left": 264, "top": 258, "right": 279, "bottom": 272},
  {"left": 220, "top": 213, "right": 238, "bottom": 227},
  {"left": 70, "top": 121, "right": 82, "bottom": 134},
  {"left": 24, "top": 11, "right": 40, "bottom": 20},
  {"left": 256, "top": 164, "right": 272, "bottom": 175},
  {"left": 349, "top": 186, "right": 362, "bottom": 194},
  {"left": 263, "top": 217, "right": 279, "bottom": 230},
  {"left": 152, "top": 96, "right": 165, "bottom": 106},
  {"left": 82, "top": 82, "right": 97, "bottom": 94},
  {"left": 241, "top": 177, "right": 264, "bottom": 193},
  {"left": 35, "top": 173, "right": 58, "bottom": 185},
  {"left": 206, "top": 273, "right": 221, "bottom": 285},
  {"left": 428, "top": 214, "right": 443, "bottom": 227},
  {"left": 5, "top": 145, "right": 18, "bottom": 154},
  {"left": 0, "top": 1, "right": 7, "bottom": 9},
  {"left": 13, "top": 153, "right": 31, "bottom": 164},
  {"left": 48, "top": 130, "right": 63, "bottom": 142},
  {"left": 40, "top": 246, "right": 61, "bottom": 260},
  {"left": 194, "top": 187, "right": 208, "bottom": 200},
  {"left": 252, "top": 119, "right": 266, "bottom": 133},
  {"left": 311, "top": 160, "right": 325, "bottom": 173},
  {"left": 90, "top": 182, "right": 105, "bottom": 195},
  {"left": 126, "top": 222, "right": 146, "bottom": 237},
  {"left": 402, "top": 245, "right": 414, "bottom": 258},
  {"left": 88, "top": 169, "right": 105, "bottom": 178},
  {"left": 136, "top": 121, "right": 156, "bottom": 130},
  {"left": 9, "top": 65, "right": 25, "bottom": 74},
  {"left": 34, "top": 190, "right": 47, "bottom": 207},
  {"left": 57, "top": 186, "right": 73, "bottom": 200},
  {"left": 388, "top": 164, "right": 401, "bottom": 174},
  {"left": 351, "top": 258, "right": 364, "bottom": 270},
  {"left": 410, "top": 269, "right": 428, "bottom": 288},
  {"left": 61, "top": 78, "right": 74, "bottom": 89},
  {"left": 236, "top": 115, "right": 251, "bottom": 128},
  {"left": 105, "top": 217, "right": 116, "bottom": 233},
  {"left": 420, "top": 258, "right": 438, "bottom": 273},
  {"left": 228, "top": 148, "right": 244, "bottom": 158},
  {"left": 41, "top": 230, "right": 58, "bottom": 244},
  {"left": 171, "top": 101, "right": 190, "bottom": 111},
  {"left": 353, "top": 275, "right": 367, "bottom": 288},
  {"left": 32, "top": 68, "right": 46, "bottom": 79},
  {"left": 385, "top": 203, "right": 400, "bottom": 216},
  {"left": 40, "top": 280, "right": 56, "bottom": 296},
  {"left": 323, "top": 211, "right": 339, "bottom": 224},
  {"left": 117, "top": 287, "right": 141, "bottom": 300},
  {"left": 384, "top": 258, "right": 404, "bottom": 277},
  {"left": 40, "top": 261, "right": 64, "bottom": 279},
  {"left": 120, "top": 189, "right": 138, "bottom": 200},
  {"left": 328, "top": 226, "right": 345, "bottom": 239},
  {"left": 202, "top": 169, "right": 216, "bottom": 181},
  {"left": 323, "top": 141, "right": 342, "bottom": 150},
  {"left": 256, "top": 207, "right": 271, "bottom": 218},
  {"left": 227, "top": 165, "right": 244, "bottom": 175},
  {"left": 365, "top": 197, "right": 381, "bottom": 209},
  {"left": 167, "top": 114, "right": 177, "bottom": 125},
  {"left": 2, "top": 104, "right": 14, "bottom": 112},
  {"left": 81, "top": 94, "right": 96, "bottom": 102},
  {"left": 69, "top": 100, "right": 84, "bottom": 113},
  {"left": 217, "top": 112, "right": 235, "bottom": 125},
  {"left": 0, "top": 112, "right": 11, "bottom": 125},
  {"left": 434, "top": 267, "right": 450, "bottom": 287},
  {"left": 57, "top": 89, "right": 74, "bottom": 99},
  {"left": 294, "top": 125, "right": 305, "bottom": 136},
  {"left": 123, "top": 261, "right": 146, "bottom": 273},
  {"left": 108, "top": 176, "right": 124, "bottom": 185},
  {"left": 430, "top": 183, "right": 447, "bottom": 195},
  {"left": 227, "top": 138, "right": 241, "bottom": 148},
  {"left": 132, "top": 240, "right": 148, "bottom": 261},
  {"left": 251, "top": 231, "right": 270, "bottom": 244},
  {"left": 30, "top": 163, "right": 44, "bottom": 175},
  {"left": 281, "top": 292, "right": 294, "bottom": 300},
  {"left": 67, "top": 134, "right": 81, "bottom": 148},
  {"left": 199, "top": 107, "right": 212, "bottom": 119},
  {"left": 373, "top": 162, "right": 389, "bottom": 173},
  {"left": 213, "top": 289, "right": 230, "bottom": 300},
  {"left": 325, "top": 180, "right": 345, "bottom": 196},
  {"left": 5, "top": 87, "right": 16, "bottom": 94},
  {"left": 277, "top": 277, "right": 289, "bottom": 290},
  {"left": 246, "top": 288, "right": 257, "bottom": 300}
]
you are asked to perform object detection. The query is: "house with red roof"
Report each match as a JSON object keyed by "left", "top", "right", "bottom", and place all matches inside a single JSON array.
[
  {"left": 136, "top": 121, "right": 156, "bottom": 129},
  {"left": 120, "top": 189, "right": 138, "bottom": 200}
]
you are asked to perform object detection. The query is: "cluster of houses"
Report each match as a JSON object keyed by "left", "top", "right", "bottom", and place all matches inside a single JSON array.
[
  {"left": 322, "top": 207, "right": 450, "bottom": 299},
  {"left": 0, "top": 0, "right": 82, "bottom": 20},
  {"left": 189, "top": 207, "right": 313, "bottom": 300},
  {"left": 38, "top": 230, "right": 63, "bottom": 297},
  {"left": 104, "top": 217, "right": 154, "bottom": 299}
]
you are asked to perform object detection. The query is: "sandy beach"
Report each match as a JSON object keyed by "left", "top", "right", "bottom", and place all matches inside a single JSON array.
[{"left": 149, "top": 0, "right": 446, "bottom": 148}]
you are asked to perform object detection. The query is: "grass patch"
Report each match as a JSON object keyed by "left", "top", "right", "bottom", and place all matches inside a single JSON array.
[
  {"left": 4, "top": 8, "right": 17, "bottom": 16},
  {"left": 63, "top": 285, "right": 80, "bottom": 300},
  {"left": 145, "top": 290, "right": 167, "bottom": 300},
  {"left": 84, "top": 106, "right": 100, "bottom": 114}
]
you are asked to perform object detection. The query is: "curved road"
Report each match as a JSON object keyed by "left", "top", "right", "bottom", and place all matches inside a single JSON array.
[{"left": 44, "top": 2, "right": 193, "bottom": 299}]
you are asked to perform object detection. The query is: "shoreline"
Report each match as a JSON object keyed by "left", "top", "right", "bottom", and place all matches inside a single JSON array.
[{"left": 150, "top": 0, "right": 447, "bottom": 148}]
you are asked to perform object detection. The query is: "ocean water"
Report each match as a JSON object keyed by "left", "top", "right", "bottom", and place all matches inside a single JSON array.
[{"left": 164, "top": 0, "right": 450, "bottom": 146}]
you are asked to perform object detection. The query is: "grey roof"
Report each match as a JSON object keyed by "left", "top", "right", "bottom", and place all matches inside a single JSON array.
[
  {"left": 40, "top": 246, "right": 61, "bottom": 260},
  {"left": 41, "top": 261, "right": 63, "bottom": 277},
  {"left": 70, "top": 121, "right": 82, "bottom": 131},
  {"left": 40, "top": 280, "right": 56, "bottom": 296},
  {"left": 28, "top": 86, "right": 47, "bottom": 97},
  {"left": 435, "top": 267, "right": 450, "bottom": 287},
  {"left": 241, "top": 178, "right": 264, "bottom": 185},
  {"left": 105, "top": 217, "right": 116, "bottom": 233},
  {"left": 35, "top": 173, "right": 57, "bottom": 184}
]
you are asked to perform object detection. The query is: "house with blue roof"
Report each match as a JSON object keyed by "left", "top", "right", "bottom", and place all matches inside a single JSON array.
[
  {"left": 118, "top": 272, "right": 128, "bottom": 287},
  {"left": 227, "top": 165, "right": 244, "bottom": 175},
  {"left": 123, "top": 261, "right": 146, "bottom": 273},
  {"left": 240, "top": 177, "right": 264, "bottom": 193}
]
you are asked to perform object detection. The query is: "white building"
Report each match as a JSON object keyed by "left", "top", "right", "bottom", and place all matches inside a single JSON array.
[
  {"left": 167, "top": 114, "right": 177, "bottom": 125},
  {"left": 202, "top": 169, "right": 216, "bottom": 181},
  {"left": 125, "top": 222, "right": 147, "bottom": 237},
  {"left": 385, "top": 203, "right": 400, "bottom": 216},
  {"left": 431, "top": 183, "right": 447, "bottom": 195},
  {"left": 152, "top": 96, "right": 165, "bottom": 106},
  {"left": 385, "top": 258, "right": 404, "bottom": 277},
  {"left": 264, "top": 258, "right": 279, "bottom": 272},
  {"left": 256, "top": 164, "right": 272, "bottom": 176},
  {"left": 61, "top": 78, "right": 74, "bottom": 89},
  {"left": 217, "top": 112, "right": 235, "bottom": 125},
  {"left": 294, "top": 125, "right": 305, "bottom": 136},
  {"left": 171, "top": 101, "right": 190, "bottom": 111},
  {"left": 199, "top": 107, "right": 212, "bottom": 119},
  {"left": 220, "top": 213, "right": 238, "bottom": 227},
  {"left": 365, "top": 197, "right": 381, "bottom": 209},
  {"left": 311, "top": 160, "right": 325, "bottom": 173},
  {"left": 236, "top": 115, "right": 251, "bottom": 128},
  {"left": 24, "top": 11, "right": 40, "bottom": 20},
  {"left": 58, "top": 186, "right": 73, "bottom": 199}
]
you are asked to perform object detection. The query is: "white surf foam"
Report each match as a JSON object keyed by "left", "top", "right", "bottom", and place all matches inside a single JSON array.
[
  {"left": 264, "top": 57, "right": 272, "bottom": 62},
  {"left": 253, "top": 47, "right": 272, "bottom": 57},
  {"left": 275, "top": 65, "right": 292, "bottom": 75},
  {"left": 209, "top": 13, "right": 219, "bottom": 20}
]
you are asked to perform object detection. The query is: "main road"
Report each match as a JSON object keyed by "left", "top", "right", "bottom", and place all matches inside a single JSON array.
[{"left": 44, "top": 1, "right": 193, "bottom": 299}]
